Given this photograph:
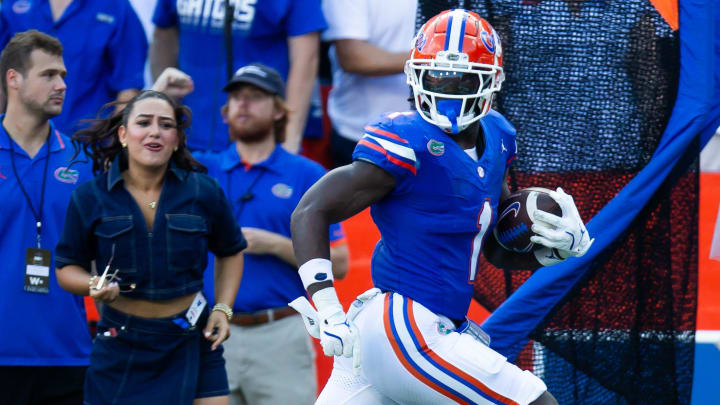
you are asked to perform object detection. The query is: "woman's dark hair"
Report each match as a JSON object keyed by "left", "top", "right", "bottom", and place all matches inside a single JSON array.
[{"left": 71, "top": 90, "right": 206, "bottom": 175}]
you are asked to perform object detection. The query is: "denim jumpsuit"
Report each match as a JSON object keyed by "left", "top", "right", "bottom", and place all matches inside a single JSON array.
[{"left": 56, "top": 155, "right": 246, "bottom": 404}]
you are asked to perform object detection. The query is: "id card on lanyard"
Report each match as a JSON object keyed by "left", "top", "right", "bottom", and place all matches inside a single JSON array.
[
  {"left": 25, "top": 248, "right": 50, "bottom": 293},
  {"left": 6, "top": 126, "right": 52, "bottom": 294}
]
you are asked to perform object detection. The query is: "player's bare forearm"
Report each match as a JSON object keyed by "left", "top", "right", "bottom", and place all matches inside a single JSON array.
[
  {"left": 292, "top": 161, "right": 395, "bottom": 265},
  {"left": 213, "top": 252, "right": 243, "bottom": 307},
  {"left": 150, "top": 27, "right": 179, "bottom": 80},
  {"left": 283, "top": 32, "right": 320, "bottom": 153}
]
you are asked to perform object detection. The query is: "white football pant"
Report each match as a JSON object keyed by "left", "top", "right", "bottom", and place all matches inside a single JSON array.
[{"left": 316, "top": 292, "right": 547, "bottom": 405}]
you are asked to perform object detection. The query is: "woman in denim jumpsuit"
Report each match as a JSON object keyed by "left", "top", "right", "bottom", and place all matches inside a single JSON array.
[{"left": 55, "top": 91, "right": 246, "bottom": 405}]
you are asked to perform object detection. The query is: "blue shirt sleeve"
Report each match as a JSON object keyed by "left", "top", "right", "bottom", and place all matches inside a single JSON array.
[
  {"left": 329, "top": 222, "right": 345, "bottom": 243},
  {"left": 152, "top": 0, "right": 178, "bottom": 28},
  {"left": 208, "top": 178, "right": 247, "bottom": 257},
  {"left": 107, "top": 2, "right": 147, "bottom": 92},
  {"left": 286, "top": 0, "right": 327, "bottom": 36},
  {"left": 55, "top": 192, "right": 93, "bottom": 272},
  {"left": 352, "top": 117, "right": 418, "bottom": 190}
]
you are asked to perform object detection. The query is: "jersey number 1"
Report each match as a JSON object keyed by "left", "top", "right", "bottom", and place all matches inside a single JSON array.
[{"left": 469, "top": 199, "right": 493, "bottom": 283}]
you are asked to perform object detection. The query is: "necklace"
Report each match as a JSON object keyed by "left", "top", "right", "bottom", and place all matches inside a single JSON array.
[{"left": 149, "top": 201, "right": 157, "bottom": 209}]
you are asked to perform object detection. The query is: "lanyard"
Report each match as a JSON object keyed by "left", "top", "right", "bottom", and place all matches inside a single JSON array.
[
  {"left": 5, "top": 126, "right": 51, "bottom": 248},
  {"left": 227, "top": 166, "right": 265, "bottom": 221}
]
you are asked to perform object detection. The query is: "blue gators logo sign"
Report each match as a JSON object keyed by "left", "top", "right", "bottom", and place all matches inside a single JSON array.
[
  {"left": 54, "top": 167, "right": 79, "bottom": 184},
  {"left": 480, "top": 30, "right": 496, "bottom": 54}
]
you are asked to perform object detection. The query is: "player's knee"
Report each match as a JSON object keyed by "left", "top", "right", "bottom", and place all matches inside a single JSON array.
[{"left": 530, "top": 391, "right": 558, "bottom": 405}]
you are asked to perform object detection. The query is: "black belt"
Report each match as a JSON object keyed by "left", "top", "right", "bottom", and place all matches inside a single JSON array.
[{"left": 229, "top": 306, "right": 297, "bottom": 326}]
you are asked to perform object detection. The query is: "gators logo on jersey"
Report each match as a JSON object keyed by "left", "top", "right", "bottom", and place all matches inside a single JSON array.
[
  {"left": 427, "top": 139, "right": 445, "bottom": 156},
  {"left": 54, "top": 167, "right": 79, "bottom": 184}
]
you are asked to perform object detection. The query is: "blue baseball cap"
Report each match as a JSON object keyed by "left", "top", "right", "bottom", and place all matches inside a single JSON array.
[{"left": 222, "top": 63, "right": 285, "bottom": 98}]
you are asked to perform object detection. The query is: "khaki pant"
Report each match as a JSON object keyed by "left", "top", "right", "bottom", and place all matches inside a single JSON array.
[{"left": 225, "top": 314, "right": 317, "bottom": 405}]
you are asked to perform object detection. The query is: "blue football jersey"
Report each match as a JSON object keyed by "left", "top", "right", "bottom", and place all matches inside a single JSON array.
[{"left": 352, "top": 110, "right": 517, "bottom": 320}]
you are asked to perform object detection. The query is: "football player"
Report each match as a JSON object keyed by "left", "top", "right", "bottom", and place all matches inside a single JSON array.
[{"left": 291, "top": 9, "right": 592, "bottom": 405}]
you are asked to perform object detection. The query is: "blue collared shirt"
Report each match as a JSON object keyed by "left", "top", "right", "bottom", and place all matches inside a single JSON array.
[
  {"left": 196, "top": 145, "right": 345, "bottom": 312},
  {"left": 0, "top": 0, "right": 147, "bottom": 134},
  {"left": 55, "top": 154, "right": 246, "bottom": 301},
  {"left": 152, "top": 0, "right": 327, "bottom": 151},
  {"left": 0, "top": 117, "right": 93, "bottom": 366}
]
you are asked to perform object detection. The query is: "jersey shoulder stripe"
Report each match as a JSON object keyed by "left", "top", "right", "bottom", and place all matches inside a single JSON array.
[
  {"left": 364, "top": 125, "right": 409, "bottom": 144},
  {"left": 356, "top": 139, "right": 418, "bottom": 175},
  {"left": 362, "top": 134, "right": 417, "bottom": 162}
]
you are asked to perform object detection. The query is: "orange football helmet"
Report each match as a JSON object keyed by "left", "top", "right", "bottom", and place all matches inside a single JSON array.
[{"left": 406, "top": 9, "right": 504, "bottom": 133}]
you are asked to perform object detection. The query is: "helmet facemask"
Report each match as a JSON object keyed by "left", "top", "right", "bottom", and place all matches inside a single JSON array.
[{"left": 406, "top": 50, "right": 504, "bottom": 134}]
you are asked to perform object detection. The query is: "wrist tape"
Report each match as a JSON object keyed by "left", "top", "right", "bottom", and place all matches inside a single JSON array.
[
  {"left": 299, "top": 258, "right": 334, "bottom": 289},
  {"left": 298, "top": 258, "right": 343, "bottom": 320}
]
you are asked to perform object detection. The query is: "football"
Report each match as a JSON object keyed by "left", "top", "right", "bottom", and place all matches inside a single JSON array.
[{"left": 493, "top": 187, "right": 563, "bottom": 252}]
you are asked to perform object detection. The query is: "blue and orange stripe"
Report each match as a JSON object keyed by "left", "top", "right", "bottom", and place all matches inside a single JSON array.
[
  {"left": 356, "top": 139, "right": 417, "bottom": 175},
  {"left": 383, "top": 295, "right": 469, "bottom": 403},
  {"left": 364, "top": 125, "right": 409, "bottom": 144},
  {"left": 404, "top": 297, "right": 519, "bottom": 405}
]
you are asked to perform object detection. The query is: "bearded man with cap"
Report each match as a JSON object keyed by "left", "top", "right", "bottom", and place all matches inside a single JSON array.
[{"left": 162, "top": 63, "right": 350, "bottom": 405}]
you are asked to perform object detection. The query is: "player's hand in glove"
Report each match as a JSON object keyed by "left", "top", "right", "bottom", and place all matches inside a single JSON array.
[
  {"left": 530, "top": 187, "right": 594, "bottom": 258},
  {"left": 318, "top": 305, "right": 360, "bottom": 359}
]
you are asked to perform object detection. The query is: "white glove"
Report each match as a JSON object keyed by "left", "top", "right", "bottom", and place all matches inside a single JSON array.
[
  {"left": 318, "top": 304, "right": 360, "bottom": 359},
  {"left": 530, "top": 187, "right": 594, "bottom": 258},
  {"left": 316, "top": 293, "right": 361, "bottom": 376},
  {"left": 288, "top": 296, "right": 320, "bottom": 339},
  {"left": 290, "top": 288, "right": 361, "bottom": 375}
]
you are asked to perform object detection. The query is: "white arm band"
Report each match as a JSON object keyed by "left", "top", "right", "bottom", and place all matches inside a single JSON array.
[
  {"left": 298, "top": 258, "right": 343, "bottom": 317},
  {"left": 298, "top": 258, "right": 334, "bottom": 290}
]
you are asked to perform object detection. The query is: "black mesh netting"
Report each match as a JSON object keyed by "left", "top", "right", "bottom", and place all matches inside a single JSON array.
[{"left": 417, "top": 1, "right": 697, "bottom": 404}]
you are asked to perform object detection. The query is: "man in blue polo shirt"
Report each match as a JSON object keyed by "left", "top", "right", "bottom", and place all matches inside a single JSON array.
[
  {"left": 0, "top": 30, "right": 93, "bottom": 404},
  {"left": 177, "top": 64, "right": 349, "bottom": 404},
  {"left": 0, "top": 0, "right": 147, "bottom": 134},
  {"left": 150, "top": 0, "right": 326, "bottom": 154}
]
